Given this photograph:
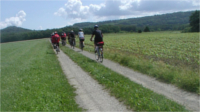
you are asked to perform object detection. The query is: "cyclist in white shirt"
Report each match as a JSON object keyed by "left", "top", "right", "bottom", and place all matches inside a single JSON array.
[{"left": 78, "top": 29, "right": 85, "bottom": 47}]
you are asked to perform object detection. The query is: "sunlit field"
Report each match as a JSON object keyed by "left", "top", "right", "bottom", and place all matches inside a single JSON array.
[{"left": 77, "top": 31, "right": 200, "bottom": 94}]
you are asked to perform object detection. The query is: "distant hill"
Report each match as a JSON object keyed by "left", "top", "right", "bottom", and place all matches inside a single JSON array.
[
  {"left": 1, "top": 26, "right": 32, "bottom": 34},
  {"left": 1, "top": 10, "right": 198, "bottom": 43},
  {"left": 73, "top": 11, "right": 195, "bottom": 31}
]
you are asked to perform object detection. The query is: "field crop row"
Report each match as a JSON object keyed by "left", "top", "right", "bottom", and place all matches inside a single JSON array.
[{"left": 104, "top": 32, "right": 199, "bottom": 69}]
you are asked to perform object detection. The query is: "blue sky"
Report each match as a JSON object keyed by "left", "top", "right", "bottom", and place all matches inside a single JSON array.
[{"left": 1, "top": 0, "right": 200, "bottom": 30}]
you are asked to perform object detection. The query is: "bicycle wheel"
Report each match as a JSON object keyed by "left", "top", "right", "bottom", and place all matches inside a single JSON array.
[
  {"left": 81, "top": 41, "right": 83, "bottom": 51},
  {"left": 73, "top": 40, "right": 75, "bottom": 49},
  {"left": 95, "top": 48, "right": 99, "bottom": 61},
  {"left": 56, "top": 46, "right": 59, "bottom": 54},
  {"left": 70, "top": 39, "right": 72, "bottom": 47},
  {"left": 100, "top": 48, "right": 103, "bottom": 62}
]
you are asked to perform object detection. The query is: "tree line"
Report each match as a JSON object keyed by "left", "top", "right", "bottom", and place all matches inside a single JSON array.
[{"left": 1, "top": 10, "right": 199, "bottom": 43}]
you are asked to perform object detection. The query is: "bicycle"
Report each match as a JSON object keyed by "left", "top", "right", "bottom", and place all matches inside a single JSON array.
[
  {"left": 79, "top": 40, "right": 84, "bottom": 51},
  {"left": 53, "top": 43, "right": 60, "bottom": 54},
  {"left": 95, "top": 41, "right": 104, "bottom": 62},
  {"left": 62, "top": 39, "right": 66, "bottom": 46},
  {"left": 70, "top": 37, "right": 76, "bottom": 49}
]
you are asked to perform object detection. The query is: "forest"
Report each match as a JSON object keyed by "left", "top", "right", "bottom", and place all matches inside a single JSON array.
[{"left": 1, "top": 10, "right": 199, "bottom": 43}]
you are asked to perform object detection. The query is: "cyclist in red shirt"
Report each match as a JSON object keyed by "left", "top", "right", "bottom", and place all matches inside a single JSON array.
[
  {"left": 61, "top": 32, "right": 66, "bottom": 40},
  {"left": 52, "top": 31, "right": 60, "bottom": 50}
]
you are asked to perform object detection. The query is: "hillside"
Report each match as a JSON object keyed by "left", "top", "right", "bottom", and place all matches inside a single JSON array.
[
  {"left": 1, "top": 26, "right": 32, "bottom": 34},
  {"left": 1, "top": 10, "right": 198, "bottom": 43},
  {"left": 73, "top": 11, "right": 194, "bottom": 30}
]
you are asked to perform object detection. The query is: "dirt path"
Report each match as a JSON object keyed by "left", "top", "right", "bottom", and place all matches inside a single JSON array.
[
  {"left": 54, "top": 49, "right": 130, "bottom": 111},
  {"left": 65, "top": 44, "right": 200, "bottom": 111}
]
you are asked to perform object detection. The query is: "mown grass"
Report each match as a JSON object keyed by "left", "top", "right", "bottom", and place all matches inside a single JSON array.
[
  {"left": 60, "top": 45, "right": 187, "bottom": 111},
  {"left": 1, "top": 39, "right": 83, "bottom": 111},
  {"left": 74, "top": 31, "right": 200, "bottom": 94}
]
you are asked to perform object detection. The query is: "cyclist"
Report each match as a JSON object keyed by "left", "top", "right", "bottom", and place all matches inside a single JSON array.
[
  {"left": 67, "top": 32, "right": 70, "bottom": 44},
  {"left": 61, "top": 32, "right": 66, "bottom": 40},
  {"left": 51, "top": 32, "right": 54, "bottom": 44},
  {"left": 52, "top": 31, "right": 60, "bottom": 51},
  {"left": 61, "top": 31, "right": 67, "bottom": 45},
  {"left": 90, "top": 25, "right": 103, "bottom": 52},
  {"left": 78, "top": 28, "right": 85, "bottom": 47},
  {"left": 69, "top": 30, "right": 76, "bottom": 46}
]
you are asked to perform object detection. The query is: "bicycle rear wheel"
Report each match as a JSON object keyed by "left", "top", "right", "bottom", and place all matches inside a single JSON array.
[
  {"left": 56, "top": 46, "right": 59, "bottom": 54},
  {"left": 81, "top": 41, "right": 84, "bottom": 51},
  {"left": 95, "top": 49, "right": 99, "bottom": 61},
  {"left": 72, "top": 39, "right": 75, "bottom": 49},
  {"left": 99, "top": 48, "right": 103, "bottom": 62}
]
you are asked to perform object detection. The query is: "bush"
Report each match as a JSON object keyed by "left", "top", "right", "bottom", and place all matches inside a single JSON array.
[{"left": 138, "top": 30, "right": 142, "bottom": 33}]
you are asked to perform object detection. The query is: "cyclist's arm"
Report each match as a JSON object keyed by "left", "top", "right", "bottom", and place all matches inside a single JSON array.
[{"left": 90, "top": 34, "right": 94, "bottom": 41}]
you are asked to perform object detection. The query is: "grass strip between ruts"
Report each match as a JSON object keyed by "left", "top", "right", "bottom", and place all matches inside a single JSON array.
[{"left": 60, "top": 45, "right": 187, "bottom": 111}]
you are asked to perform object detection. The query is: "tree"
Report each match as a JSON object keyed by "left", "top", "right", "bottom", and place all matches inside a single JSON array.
[
  {"left": 144, "top": 26, "right": 150, "bottom": 32},
  {"left": 189, "top": 10, "right": 200, "bottom": 32}
]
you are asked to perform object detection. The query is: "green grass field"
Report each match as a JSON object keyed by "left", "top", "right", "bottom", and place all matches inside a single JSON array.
[
  {"left": 75, "top": 31, "right": 200, "bottom": 94},
  {"left": 1, "top": 31, "right": 199, "bottom": 111},
  {"left": 1, "top": 39, "right": 83, "bottom": 111}
]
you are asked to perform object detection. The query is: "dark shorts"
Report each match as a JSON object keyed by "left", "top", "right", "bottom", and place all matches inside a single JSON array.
[
  {"left": 61, "top": 37, "right": 66, "bottom": 40},
  {"left": 80, "top": 39, "right": 85, "bottom": 41},
  {"left": 94, "top": 37, "right": 103, "bottom": 45}
]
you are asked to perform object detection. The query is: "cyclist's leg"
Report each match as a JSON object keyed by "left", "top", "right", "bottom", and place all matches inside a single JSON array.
[
  {"left": 57, "top": 42, "right": 59, "bottom": 47},
  {"left": 81, "top": 39, "right": 85, "bottom": 47},
  {"left": 74, "top": 38, "right": 76, "bottom": 46},
  {"left": 79, "top": 39, "right": 81, "bottom": 48},
  {"left": 94, "top": 41, "right": 97, "bottom": 53},
  {"left": 73, "top": 38, "right": 75, "bottom": 46},
  {"left": 70, "top": 37, "right": 72, "bottom": 46}
]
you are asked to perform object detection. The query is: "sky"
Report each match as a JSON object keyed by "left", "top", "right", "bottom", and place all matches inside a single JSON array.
[{"left": 0, "top": 0, "right": 200, "bottom": 30}]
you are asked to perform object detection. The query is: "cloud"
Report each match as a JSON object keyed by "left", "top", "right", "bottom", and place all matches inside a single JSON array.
[
  {"left": 0, "top": 10, "right": 26, "bottom": 29},
  {"left": 39, "top": 26, "right": 43, "bottom": 30},
  {"left": 54, "top": 0, "right": 200, "bottom": 25},
  {"left": 135, "top": 0, "right": 200, "bottom": 12},
  {"left": 54, "top": 0, "right": 91, "bottom": 19}
]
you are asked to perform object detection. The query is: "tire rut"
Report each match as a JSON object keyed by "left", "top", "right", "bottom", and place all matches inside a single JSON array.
[{"left": 54, "top": 48, "right": 130, "bottom": 111}]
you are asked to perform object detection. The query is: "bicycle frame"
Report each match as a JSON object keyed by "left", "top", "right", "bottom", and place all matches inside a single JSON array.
[
  {"left": 62, "top": 39, "right": 66, "bottom": 46},
  {"left": 70, "top": 38, "right": 75, "bottom": 48},
  {"left": 80, "top": 40, "right": 84, "bottom": 51},
  {"left": 96, "top": 45, "right": 103, "bottom": 62}
]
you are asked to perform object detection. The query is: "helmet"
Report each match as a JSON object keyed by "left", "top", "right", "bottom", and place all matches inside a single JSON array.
[
  {"left": 71, "top": 30, "right": 74, "bottom": 32},
  {"left": 94, "top": 25, "right": 98, "bottom": 28},
  {"left": 54, "top": 31, "right": 58, "bottom": 34},
  {"left": 79, "top": 28, "right": 83, "bottom": 31}
]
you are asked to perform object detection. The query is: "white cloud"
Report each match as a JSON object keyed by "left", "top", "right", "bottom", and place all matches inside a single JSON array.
[
  {"left": 0, "top": 10, "right": 26, "bottom": 29},
  {"left": 54, "top": 0, "right": 200, "bottom": 26},
  {"left": 54, "top": 0, "right": 90, "bottom": 19},
  {"left": 39, "top": 26, "right": 43, "bottom": 30}
]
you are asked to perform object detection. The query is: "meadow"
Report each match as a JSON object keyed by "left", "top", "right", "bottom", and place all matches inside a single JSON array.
[
  {"left": 75, "top": 31, "right": 200, "bottom": 94},
  {"left": 1, "top": 39, "right": 83, "bottom": 111}
]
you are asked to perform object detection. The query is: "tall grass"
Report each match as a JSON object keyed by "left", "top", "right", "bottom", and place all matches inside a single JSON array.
[
  {"left": 60, "top": 45, "right": 187, "bottom": 111},
  {"left": 1, "top": 39, "right": 83, "bottom": 111},
  {"left": 75, "top": 31, "right": 200, "bottom": 94}
]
